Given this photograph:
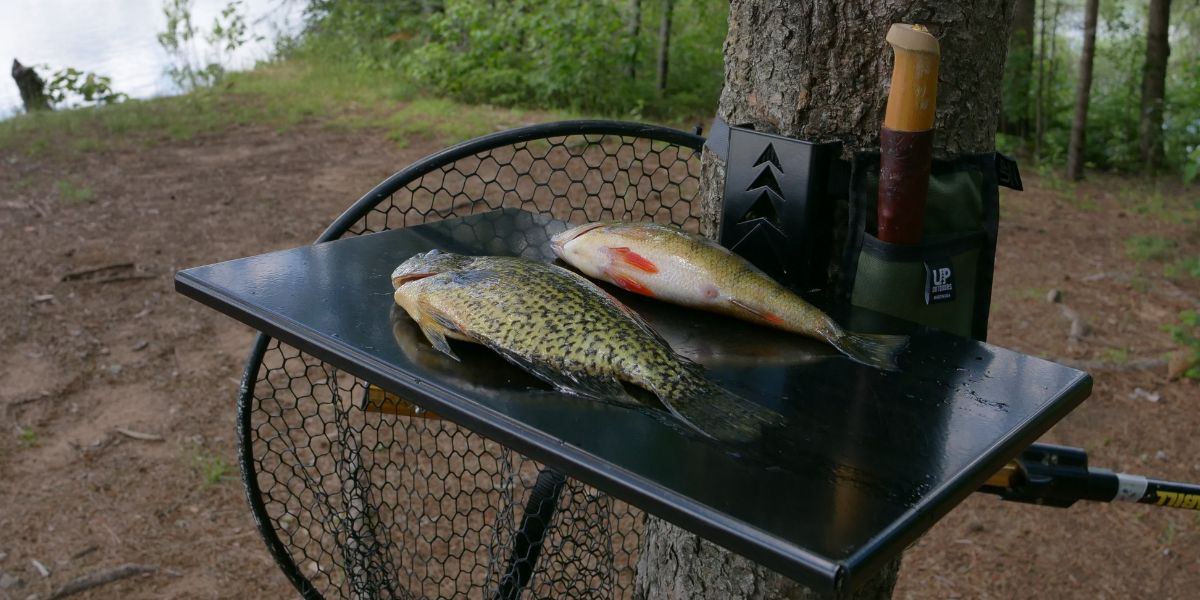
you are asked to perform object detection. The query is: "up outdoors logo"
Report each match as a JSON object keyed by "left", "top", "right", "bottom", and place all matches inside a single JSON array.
[{"left": 924, "top": 259, "right": 955, "bottom": 304}]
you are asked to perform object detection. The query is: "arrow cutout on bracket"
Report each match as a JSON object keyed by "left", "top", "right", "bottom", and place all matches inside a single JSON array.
[
  {"left": 753, "top": 143, "right": 782, "bottom": 170},
  {"left": 741, "top": 188, "right": 784, "bottom": 226},
  {"left": 747, "top": 165, "right": 783, "bottom": 196}
]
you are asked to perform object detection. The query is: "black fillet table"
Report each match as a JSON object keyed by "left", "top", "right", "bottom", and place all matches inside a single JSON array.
[{"left": 174, "top": 208, "right": 1092, "bottom": 596}]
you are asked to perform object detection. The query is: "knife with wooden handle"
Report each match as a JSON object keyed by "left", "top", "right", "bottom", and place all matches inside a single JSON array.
[{"left": 877, "top": 23, "right": 940, "bottom": 245}]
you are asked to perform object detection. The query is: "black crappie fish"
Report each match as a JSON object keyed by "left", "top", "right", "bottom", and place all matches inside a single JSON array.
[
  {"left": 552, "top": 221, "right": 909, "bottom": 371},
  {"left": 391, "top": 250, "right": 784, "bottom": 442}
]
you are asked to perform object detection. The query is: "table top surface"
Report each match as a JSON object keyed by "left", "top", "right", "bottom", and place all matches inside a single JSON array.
[{"left": 175, "top": 208, "right": 1091, "bottom": 596}]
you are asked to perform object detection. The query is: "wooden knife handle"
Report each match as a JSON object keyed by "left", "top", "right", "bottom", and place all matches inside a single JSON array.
[{"left": 877, "top": 24, "right": 940, "bottom": 245}]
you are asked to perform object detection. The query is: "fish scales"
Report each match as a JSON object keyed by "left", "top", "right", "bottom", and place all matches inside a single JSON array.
[
  {"left": 552, "top": 221, "right": 909, "bottom": 371},
  {"left": 392, "top": 251, "right": 781, "bottom": 442}
]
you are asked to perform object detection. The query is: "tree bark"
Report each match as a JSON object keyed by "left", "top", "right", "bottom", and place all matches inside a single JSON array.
[
  {"left": 11, "top": 59, "right": 51, "bottom": 112},
  {"left": 1003, "top": 0, "right": 1035, "bottom": 138},
  {"left": 695, "top": 0, "right": 1015, "bottom": 238},
  {"left": 1139, "top": 0, "right": 1171, "bottom": 173},
  {"left": 637, "top": 2, "right": 1016, "bottom": 599},
  {"left": 1066, "top": 0, "right": 1099, "bottom": 181},
  {"left": 656, "top": 0, "right": 673, "bottom": 94}
]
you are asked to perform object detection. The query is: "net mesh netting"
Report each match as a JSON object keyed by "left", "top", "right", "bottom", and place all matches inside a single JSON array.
[{"left": 241, "top": 130, "right": 703, "bottom": 599}]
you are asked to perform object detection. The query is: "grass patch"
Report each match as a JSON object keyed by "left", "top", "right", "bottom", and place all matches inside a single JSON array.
[
  {"left": 55, "top": 179, "right": 94, "bottom": 203},
  {"left": 0, "top": 49, "right": 582, "bottom": 158},
  {"left": 1125, "top": 234, "right": 1177, "bottom": 262},
  {"left": 0, "top": 89, "right": 240, "bottom": 156},
  {"left": 17, "top": 427, "right": 38, "bottom": 447},
  {"left": 1130, "top": 272, "right": 1152, "bottom": 293},
  {"left": 1117, "top": 181, "right": 1200, "bottom": 224},
  {"left": 1165, "top": 310, "right": 1200, "bottom": 380},
  {"left": 1016, "top": 286, "right": 1048, "bottom": 301},
  {"left": 1103, "top": 347, "right": 1131, "bottom": 364},
  {"left": 385, "top": 97, "right": 511, "bottom": 146},
  {"left": 1035, "top": 164, "right": 1077, "bottom": 198},
  {"left": 71, "top": 136, "right": 107, "bottom": 153},
  {"left": 1165, "top": 255, "right": 1200, "bottom": 280},
  {"left": 381, "top": 98, "right": 572, "bottom": 147},
  {"left": 187, "top": 449, "right": 233, "bottom": 487}
]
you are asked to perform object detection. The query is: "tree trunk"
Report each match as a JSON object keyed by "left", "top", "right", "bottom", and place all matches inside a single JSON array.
[
  {"left": 1003, "top": 0, "right": 1035, "bottom": 138},
  {"left": 1034, "top": 0, "right": 1047, "bottom": 160},
  {"left": 1139, "top": 0, "right": 1171, "bottom": 173},
  {"left": 636, "top": 2, "right": 1016, "bottom": 598},
  {"left": 11, "top": 59, "right": 51, "bottom": 112},
  {"left": 1035, "top": 0, "right": 1061, "bottom": 163},
  {"left": 627, "top": 0, "right": 642, "bottom": 80},
  {"left": 656, "top": 0, "right": 673, "bottom": 94},
  {"left": 1066, "top": 0, "right": 1099, "bottom": 181}
]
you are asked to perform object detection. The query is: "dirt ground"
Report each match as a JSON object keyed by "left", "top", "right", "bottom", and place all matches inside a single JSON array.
[{"left": 1, "top": 116, "right": 1197, "bottom": 600}]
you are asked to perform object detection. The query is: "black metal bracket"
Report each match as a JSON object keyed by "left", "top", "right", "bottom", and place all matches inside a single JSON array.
[{"left": 719, "top": 126, "right": 844, "bottom": 292}]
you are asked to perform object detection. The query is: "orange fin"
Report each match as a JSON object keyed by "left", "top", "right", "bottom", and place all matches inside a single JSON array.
[
  {"left": 609, "top": 247, "right": 659, "bottom": 273},
  {"left": 612, "top": 273, "right": 654, "bottom": 297},
  {"left": 729, "top": 298, "right": 785, "bottom": 326}
]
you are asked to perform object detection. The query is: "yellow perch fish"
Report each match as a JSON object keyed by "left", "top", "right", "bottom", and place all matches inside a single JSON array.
[
  {"left": 551, "top": 222, "right": 909, "bottom": 370},
  {"left": 391, "top": 250, "right": 784, "bottom": 442}
]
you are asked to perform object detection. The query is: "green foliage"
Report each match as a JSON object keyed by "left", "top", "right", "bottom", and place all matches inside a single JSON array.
[
  {"left": 1124, "top": 234, "right": 1177, "bottom": 261},
  {"left": 45, "top": 68, "right": 128, "bottom": 107},
  {"left": 1114, "top": 179, "right": 1200, "bottom": 224},
  {"left": 1008, "top": 0, "right": 1200, "bottom": 175},
  {"left": 18, "top": 427, "right": 38, "bottom": 447},
  {"left": 0, "top": 50, "right": 570, "bottom": 158},
  {"left": 188, "top": 449, "right": 232, "bottom": 486},
  {"left": 385, "top": 98, "right": 520, "bottom": 146},
  {"left": 55, "top": 180, "right": 96, "bottom": 203},
  {"left": 302, "top": 0, "right": 725, "bottom": 119},
  {"left": 1165, "top": 255, "right": 1200, "bottom": 279},
  {"left": 158, "top": 0, "right": 261, "bottom": 90},
  {"left": 1103, "top": 347, "right": 1131, "bottom": 363},
  {"left": 1164, "top": 310, "right": 1200, "bottom": 379}
]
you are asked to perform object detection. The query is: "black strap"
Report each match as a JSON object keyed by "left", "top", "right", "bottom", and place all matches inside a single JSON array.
[{"left": 995, "top": 152, "right": 1023, "bottom": 191}]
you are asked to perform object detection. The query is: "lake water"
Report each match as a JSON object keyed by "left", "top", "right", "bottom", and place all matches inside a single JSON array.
[{"left": 1, "top": 0, "right": 306, "bottom": 118}]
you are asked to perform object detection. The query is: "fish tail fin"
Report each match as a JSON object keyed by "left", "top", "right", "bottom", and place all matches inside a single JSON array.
[
  {"left": 827, "top": 331, "right": 910, "bottom": 371},
  {"left": 655, "top": 372, "right": 785, "bottom": 443}
]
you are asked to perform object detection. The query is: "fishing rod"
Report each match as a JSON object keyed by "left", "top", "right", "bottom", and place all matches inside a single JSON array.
[{"left": 980, "top": 443, "right": 1200, "bottom": 510}]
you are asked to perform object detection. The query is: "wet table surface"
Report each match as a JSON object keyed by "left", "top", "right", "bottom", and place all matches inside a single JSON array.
[{"left": 175, "top": 208, "right": 1091, "bottom": 596}]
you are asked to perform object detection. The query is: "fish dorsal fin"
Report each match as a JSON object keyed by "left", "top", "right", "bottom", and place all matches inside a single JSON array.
[{"left": 728, "top": 298, "right": 786, "bottom": 327}]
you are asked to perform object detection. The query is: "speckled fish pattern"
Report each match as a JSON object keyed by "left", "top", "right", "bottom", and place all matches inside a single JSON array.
[{"left": 392, "top": 251, "right": 782, "bottom": 442}]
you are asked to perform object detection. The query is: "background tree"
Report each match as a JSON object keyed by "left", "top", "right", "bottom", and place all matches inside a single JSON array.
[
  {"left": 1034, "top": 0, "right": 1062, "bottom": 162},
  {"left": 627, "top": 0, "right": 642, "bottom": 79},
  {"left": 1004, "top": 0, "right": 1037, "bottom": 138},
  {"left": 1140, "top": 0, "right": 1171, "bottom": 172},
  {"left": 635, "top": 1, "right": 1016, "bottom": 597},
  {"left": 656, "top": 0, "right": 674, "bottom": 94},
  {"left": 1067, "top": 0, "right": 1100, "bottom": 181}
]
